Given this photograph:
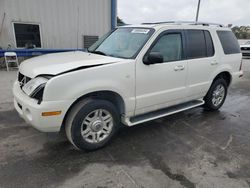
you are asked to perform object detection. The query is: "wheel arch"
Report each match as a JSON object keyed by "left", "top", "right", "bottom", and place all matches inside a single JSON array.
[
  {"left": 213, "top": 71, "right": 232, "bottom": 86},
  {"left": 60, "top": 90, "right": 126, "bottom": 132}
]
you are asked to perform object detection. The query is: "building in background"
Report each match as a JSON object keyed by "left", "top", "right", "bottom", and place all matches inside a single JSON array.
[{"left": 0, "top": 0, "right": 117, "bottom": 50}]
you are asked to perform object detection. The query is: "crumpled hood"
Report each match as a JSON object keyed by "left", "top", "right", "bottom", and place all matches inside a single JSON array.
[{"left": 19, "top": 51, "right": 122, "bottom": 78}]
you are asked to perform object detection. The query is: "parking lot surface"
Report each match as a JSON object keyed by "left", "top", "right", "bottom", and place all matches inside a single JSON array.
[{"left": 0, "top": 59, "right": 250, "bottom": 188}]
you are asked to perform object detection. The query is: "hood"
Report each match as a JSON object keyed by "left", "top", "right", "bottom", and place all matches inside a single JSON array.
[
  {"left": 19, "top": 51, "right": 122, "bottom": 78},
  {"left": 240, "top": 44, "right": 250, "bottom": 48}
]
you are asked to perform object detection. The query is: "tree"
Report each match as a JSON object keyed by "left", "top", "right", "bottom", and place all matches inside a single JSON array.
[{"left": 232, "top": 26, "right": 250, "bottom": 39}]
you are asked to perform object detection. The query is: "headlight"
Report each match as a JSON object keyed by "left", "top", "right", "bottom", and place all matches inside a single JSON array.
[{"left": 22, "top": 77, "right": 49, "bottom": 96}]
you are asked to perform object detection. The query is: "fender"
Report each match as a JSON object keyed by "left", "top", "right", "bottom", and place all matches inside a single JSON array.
[
  {"left": 209, "top": 63, "right": 233, "bottom": 84},
  {"left": 43, "top": 60, "right": 136, "bottom": 115}
]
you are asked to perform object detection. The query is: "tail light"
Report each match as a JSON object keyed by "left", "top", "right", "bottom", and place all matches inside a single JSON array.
[
  {"left": 239, "top": 59, "right": 243, "bottom": 78},
  {"left": 239, "top": 59, "right": 243, "bottom": 71}
]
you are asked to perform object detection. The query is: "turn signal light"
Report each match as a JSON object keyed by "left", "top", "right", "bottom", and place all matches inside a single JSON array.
[{"left": 42, "top": 111, "right": 62, "bottom": 116}]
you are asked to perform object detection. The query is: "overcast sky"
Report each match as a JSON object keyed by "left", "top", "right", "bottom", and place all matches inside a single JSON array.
[{"left": 118, "top": 0, "right": 250, "bottom": 26}]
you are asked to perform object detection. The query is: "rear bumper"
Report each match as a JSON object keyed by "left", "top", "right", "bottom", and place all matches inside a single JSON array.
[{"left": 13, "top": 81, "right": 73, "bottom": 132}]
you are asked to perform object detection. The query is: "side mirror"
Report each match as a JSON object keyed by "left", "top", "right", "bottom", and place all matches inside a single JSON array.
[{"left": 143, "top": 52, "right": 163, "bottom": 65}]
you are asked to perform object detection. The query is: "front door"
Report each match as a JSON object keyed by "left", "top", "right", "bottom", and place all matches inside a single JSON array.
[{"left": 135, "top": 30, "right": 188, "bottom": 115}]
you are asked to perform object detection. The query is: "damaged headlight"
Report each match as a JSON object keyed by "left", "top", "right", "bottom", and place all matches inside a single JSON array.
[{"left": 22, "top": 76, "right": 51, "bottom": 103}]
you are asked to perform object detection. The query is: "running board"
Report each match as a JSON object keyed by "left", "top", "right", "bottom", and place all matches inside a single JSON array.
[{"left": 124, "top": 100, "right": 204, "bottom": 126}]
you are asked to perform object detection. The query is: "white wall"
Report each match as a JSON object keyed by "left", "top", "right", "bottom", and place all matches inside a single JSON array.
[{"left": 0, "top": 0, "right": 112, "bottom": 49}]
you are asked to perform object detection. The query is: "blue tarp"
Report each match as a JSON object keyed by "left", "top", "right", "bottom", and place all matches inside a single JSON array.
[{"left": 0, "top": 49, "right": 86, "bottom": 57}]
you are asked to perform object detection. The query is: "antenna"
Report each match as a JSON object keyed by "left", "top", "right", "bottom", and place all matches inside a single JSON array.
[{"left": 196, "top": 0, "right": 201, "bottom": 22}]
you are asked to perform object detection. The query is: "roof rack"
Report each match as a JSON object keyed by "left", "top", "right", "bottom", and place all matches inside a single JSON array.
[{"left": 141, "top": 21, "right": 225, "bottom": 27}]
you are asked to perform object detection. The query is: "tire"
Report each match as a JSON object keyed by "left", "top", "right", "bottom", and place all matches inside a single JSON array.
[
  {"left": 204, "top": 78, "right": 228, "bottom": 111},
  {"left": 65, "top": 98, "right": 120, "bottom": 151}
]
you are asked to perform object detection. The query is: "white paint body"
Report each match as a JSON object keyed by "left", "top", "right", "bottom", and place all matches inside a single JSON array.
[{"left": 13, "top": 24, "right": 243, "bottom": 132}]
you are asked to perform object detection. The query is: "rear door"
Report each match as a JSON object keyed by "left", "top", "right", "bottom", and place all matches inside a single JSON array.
[{"left": 185, "top": 29, "right": 217, "bottom": 99}]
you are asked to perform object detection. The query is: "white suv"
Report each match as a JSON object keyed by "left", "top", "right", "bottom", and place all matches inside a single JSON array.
[{"left": 13, "top": 22, "right": 243, "bottom": 150}]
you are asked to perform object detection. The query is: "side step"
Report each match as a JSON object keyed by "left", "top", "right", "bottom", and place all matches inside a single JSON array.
[{"left": 124, "top": 99, "right": 204, "bottom": 126}]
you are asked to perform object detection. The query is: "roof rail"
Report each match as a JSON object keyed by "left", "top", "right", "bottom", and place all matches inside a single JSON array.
[{"left": 141, "top": 21, "right": 225, "bottom": 27}]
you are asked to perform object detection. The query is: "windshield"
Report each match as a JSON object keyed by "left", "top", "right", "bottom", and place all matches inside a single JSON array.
[
  {"left": 88, "top": 27, "right": 154, "bottom": 59},
  {"left": 245, "top": 41, "right": 250, "bottom": 45}
]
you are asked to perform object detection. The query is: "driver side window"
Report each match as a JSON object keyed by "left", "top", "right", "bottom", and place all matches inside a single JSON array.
[{"left": 150, "top": 33, "right": 183, "bottom": 62}]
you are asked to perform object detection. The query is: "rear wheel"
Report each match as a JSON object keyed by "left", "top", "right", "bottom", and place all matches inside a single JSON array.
[
  {"left": 65, "top": 99, "right": 120, "bottom": 150},
  {"left": 204, "top": 78, "right": 228, "bottom": 111}
]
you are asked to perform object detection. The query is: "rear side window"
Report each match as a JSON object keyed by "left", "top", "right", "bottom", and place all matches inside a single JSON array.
[
  {"left": 185, "top": 30, "right": 214, "bottom": 59},
  {"left": 217, "top": 31, "right": 240, "bottom": 54}
]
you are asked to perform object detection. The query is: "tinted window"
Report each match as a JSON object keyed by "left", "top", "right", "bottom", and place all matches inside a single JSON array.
[
  {"left": 186, "top": 30, "right": 206, "bottom": 59},
  {"left": 217, "top": 31, "right": 240, "bottom": 54},
  {"left": 204, "top": 31, "right": 214, "bottom": 57},
  {"left": 13, "top": 23, "right": 41, "bottom": 48},
  {"left": 150, "top": 33, "right": 182, "bottom": 62}
]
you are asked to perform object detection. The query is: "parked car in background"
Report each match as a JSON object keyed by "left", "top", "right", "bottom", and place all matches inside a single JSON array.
[
  {"left": 13, "top": 21, "right": 243, "bottom": 151},
  {"left": 240, "top": 41, "right": 250, "bottom": 56}
]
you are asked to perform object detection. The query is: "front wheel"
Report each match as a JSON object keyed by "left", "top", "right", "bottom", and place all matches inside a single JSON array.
[
  {"left": 65, "top": 99, "right": 120, "bottom": 150},
  {"left": 204, "top": 78, "right": 228, "bottom": 111}
]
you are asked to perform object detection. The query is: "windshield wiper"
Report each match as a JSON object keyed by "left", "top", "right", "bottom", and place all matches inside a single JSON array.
[{"left": 89, "top": 50, "right": 107, "bottom": 56}]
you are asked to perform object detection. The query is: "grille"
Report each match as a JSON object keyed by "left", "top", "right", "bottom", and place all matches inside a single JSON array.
[
  {"left": 18, "top": 72, "right": 31, "bottom": 88},
  {"left": 241, "top": 47, "right": 250, "bottom": 51}
]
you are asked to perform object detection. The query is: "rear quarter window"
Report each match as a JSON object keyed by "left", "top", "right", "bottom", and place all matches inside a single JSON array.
[{"left": 217, "top": 31, "right": 241, "bottom": 54}]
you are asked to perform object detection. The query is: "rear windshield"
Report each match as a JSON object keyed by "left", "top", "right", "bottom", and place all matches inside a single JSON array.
[{"left": 217, "top": 31, "right": 240, "bottom": 54}]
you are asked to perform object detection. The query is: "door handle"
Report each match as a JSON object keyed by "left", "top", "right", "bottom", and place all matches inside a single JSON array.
[
  {"left": 174, "top": 65, "right": 185, "bottom": 71},
  {"left": 211, "top": 61, "right": 218, "bottom": 66}
]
